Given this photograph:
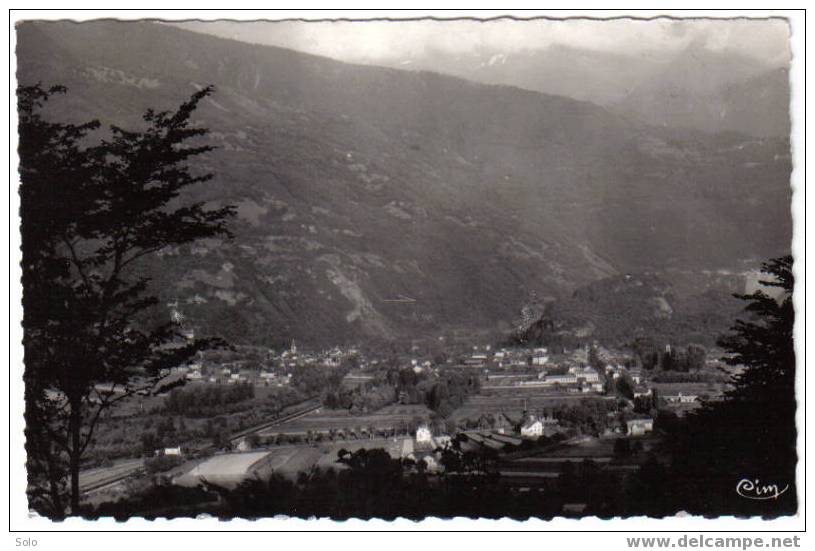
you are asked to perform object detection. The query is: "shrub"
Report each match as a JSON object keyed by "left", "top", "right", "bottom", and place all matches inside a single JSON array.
[{"left": 145, "top": 454, "right": 184, "bottom": 474}]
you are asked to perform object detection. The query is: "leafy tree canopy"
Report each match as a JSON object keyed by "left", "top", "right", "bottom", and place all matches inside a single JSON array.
[{"left": 20, "top": 83, "right": 235, "bottom": 516}]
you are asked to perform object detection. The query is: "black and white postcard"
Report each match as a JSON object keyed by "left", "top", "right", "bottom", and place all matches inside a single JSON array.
[{"left": 8, "top": 8, "right": 806, "bottom": 538}]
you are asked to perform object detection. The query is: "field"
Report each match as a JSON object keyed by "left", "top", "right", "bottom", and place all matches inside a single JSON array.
[
  {"left": 258, "top": 404, "right": 432, "bottom": 436},
  {"left": 312, "top": 438, "right": 406, "bottom": 469},
  {"left": 247, "top": 439, "right": 406, "bottom": 475},
  {"left": 175, "top": 438, "right": 408, "bottom": 488},
  {"left": 253, "top": 446, "right": 327, "bottom": 476},
  {"left": 174, "top": 450, "right": 272, "bottom": 488}
]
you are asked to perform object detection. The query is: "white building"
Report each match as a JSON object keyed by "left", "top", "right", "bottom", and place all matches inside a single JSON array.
[
  {"left": 518, "top": 380, "right": 550, "bottom": 387},
  {"left": 323, "top": 357, "right": 340, "bottom": 367},
  {"left": 546, "top": 374, "right": 578, "bottom": 385},
  {"left": 626, "top": 418, "right": 654, "bottom": 436},
  {"left": 186, "top": 370, "right": 203, "bottom": 381},
  {"left": 664, "top": 392, "right": 698, "bottom": 404},
  {"left": 531, "top": 354, "right": 550, "bottom": 366},
  {"left": 520, "top": 416, "right": 544, "bottom": 438},
  {"left": 422, "top": 455, "right": 441, "bottom": 473},
  {"left": 541, "top": 415, "right": 558, "bottom": 426},
  {"left": 571, "top": 366, "right": 600, "bottom": 383},
  {"left": 416, "top": 425, "right": 433, "bottom": 444}
]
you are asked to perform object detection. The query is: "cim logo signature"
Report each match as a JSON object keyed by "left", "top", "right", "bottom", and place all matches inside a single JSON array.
[{"left": 736, "top": 478, "right": 790, "bottom": 500}]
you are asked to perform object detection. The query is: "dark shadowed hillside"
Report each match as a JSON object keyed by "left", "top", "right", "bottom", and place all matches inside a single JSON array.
[
  {"left": 15, "top": 21, "right": 792, "bottom": 347},
  {"left": 515, "top": 271, "right": 748, "bottom": 348}
]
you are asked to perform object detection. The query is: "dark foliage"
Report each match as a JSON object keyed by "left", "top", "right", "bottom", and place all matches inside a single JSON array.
[
  {"left": 164, "top": 382, "right": 255, "bottom": 417},
  {"left": 91, "top": 442, "right": 662, "bottom": 520},
  {"left": 20, "top": 83, "right": 235, "bottom": 516},
  {"left": 144, "top": 453, "right": 184, "bottom": 474},
  {"left": 655, "top": 256, "right": 797, "bottom": 516}
]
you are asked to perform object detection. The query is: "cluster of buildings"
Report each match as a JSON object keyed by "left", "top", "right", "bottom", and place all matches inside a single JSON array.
[
  {"left": 182, "top": 362, "right": 294, "bottom": 387},
  {"left": 271, "top": 341, "right": 359, "bottom": 370},
  {"left": 402, "top": 417, "right": 563, "bottom": 474},
  {"left": 605, "top": 364, "right": 644, "bottom": 383},
  {"left": 168, "top": 339, "right": 367, "bottom": 388},
  {"left": 662, "top": 392, "right": 698, "bottom": 404},
  {"left": 460, "top": 346, "right": 549, "bottom": 369},
  {"left": 532, "top": 365, "right": 603, "bottom": 392},
  {"left": 519, "top": 413, "right": 561, "bottom": 438},
  {"left": 401, "top": 424, "right": 453, "bottom": 472},
  {"left": 458, "top": 345, "right": 606, "bottom": 394}
]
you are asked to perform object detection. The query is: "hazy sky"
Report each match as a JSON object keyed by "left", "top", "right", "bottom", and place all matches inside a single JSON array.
[{"left": 174, "top": 17, "right": 791, "bottom": 67}]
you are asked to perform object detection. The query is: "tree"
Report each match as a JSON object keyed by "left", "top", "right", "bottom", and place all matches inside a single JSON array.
[
  {"left": 141, "top": 432, "right": 159, "bottom": 457},
  {"left": 211, "top": 427, "right": 232, "bottom": 450},
  {"left": 614, "top": 372, "right": 635, "bottom": 400},
  {"left": 661, "top": 255, "right": 796, "bottom": 516},
  {"left": 660, "top": 346, "right": 676, "bottom": 371},
  {"left": 588, "top": 345, "right": 604, "bottom": 372},
  {"left": 19, "top": 83, "right": 235, "bottom": 516},
  {"left": 20, "top": 84, "right": 101, "bottom": 518},
  {"left": 247, "top": 433, "right": 262, "bottom": 449},
  {"left": 686, "top": 344, "right": 707, "bottom": 371},
  {"left": 718, "top": 256, "right": 795, "bottom": 403}
]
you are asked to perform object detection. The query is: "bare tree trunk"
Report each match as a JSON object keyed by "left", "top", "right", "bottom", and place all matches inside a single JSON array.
[
  {"left": 68, "top": 400, "right": 81, "bottom": 515},
  {"left": 46, "top": 450, "right": 66, "bottom": 519}
]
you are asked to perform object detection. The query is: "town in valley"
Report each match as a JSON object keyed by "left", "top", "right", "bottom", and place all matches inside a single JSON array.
[{"left": 79, "top": 311, "right": 734, "bottom": 517}]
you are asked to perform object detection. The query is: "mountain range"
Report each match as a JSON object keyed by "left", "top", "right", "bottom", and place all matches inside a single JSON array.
[
  {"left": 371, "top": 42, "right": 790, "bottom": 138},
  {"left": 15, "top": 21, "right": 792, "bottom": 347}
]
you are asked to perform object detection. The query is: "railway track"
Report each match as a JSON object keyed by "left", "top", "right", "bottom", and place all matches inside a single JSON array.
[
  {"left": 228, "top": 402, "right": 321, "bottom": 444},
  {"left": 80, "top": 399, "right": 322, "bottom": 496},
  {"left": 80, "top": 465, "right": 145, "bottom": 495}
]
